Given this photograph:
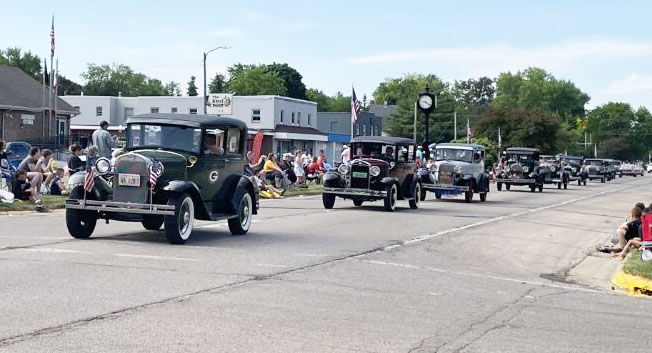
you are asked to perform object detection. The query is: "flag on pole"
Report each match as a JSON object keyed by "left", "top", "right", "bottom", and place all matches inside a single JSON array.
[
  {"left": 50, "top": 15, "right": 55, "bottom": 58},
  {"left": 466, "top": 118, "right": 472, "bottom": 143},
  {"left": 497, "top": 126, "right": 502, "bottom": 148},
  {"left": 53, "top": 58, "right": 58, "bottom": 88},
  {"left": 84, "top": 165, "right": 94, "bottom": 193},
  {"left": 351, "top": 87, "right": 360, "bottom": 124},
  {"left": 149, "top": 161, "right": 162, "bottom": 189}
]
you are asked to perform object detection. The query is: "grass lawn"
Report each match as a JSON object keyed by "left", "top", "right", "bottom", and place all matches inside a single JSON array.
[
  {"left": 0, "top": 195, "right": 67, "bottom": 212},
  {"left": 622, "top": 249, "right": 652, "bottom": 280},
  {"left": 283, "top": 183, "right": 322, "bottom": 197}
]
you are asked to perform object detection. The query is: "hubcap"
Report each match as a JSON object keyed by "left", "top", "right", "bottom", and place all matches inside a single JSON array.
[{"left": 178, "top": 197, "right": 194, "bottom": 239}]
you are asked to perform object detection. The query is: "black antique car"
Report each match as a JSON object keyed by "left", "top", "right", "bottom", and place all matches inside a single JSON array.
[
  {"left": 558, "top": 155, "right": 588, "bottom": 186},
  {"left": 322, "top": 136, "right": 421, "bottom": 211},
  {"left": 496, "top": 147, "right": 544, "bottom": 192},
  {"left": 65, "top": 114, "right": 258, "bottom": 244},
  {"left": 418, "top": 143, "right": 490, "bottom": 202},
  {"left": 583, "top": 158, "right": 610, "bottom": 183},
  {"left": 539, "top": 155, "right": 571, "bottom": 189}
]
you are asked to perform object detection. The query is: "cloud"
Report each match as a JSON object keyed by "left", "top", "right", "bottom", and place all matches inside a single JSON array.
[
  {"left": 208, "top": 28, "right": 245, "bottom": 38},
  {"left": 348, "top": 38, "right": 652, "bottom": 76},
  {"left": 603, "top": 73, "right": 652, "bottom": 95}
]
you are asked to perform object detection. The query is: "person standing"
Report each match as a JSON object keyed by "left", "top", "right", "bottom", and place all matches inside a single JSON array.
[
  {"left": 92, "top": 121, "right": 115, "bottom": 159},
  {"left": 294, "top": 150, "right": 305, "bottom": 186},
  {"left": 341, "top": 144, "right": 351, "bottom": 164}
]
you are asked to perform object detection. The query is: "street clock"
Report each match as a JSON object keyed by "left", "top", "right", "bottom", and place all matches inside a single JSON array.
[{"left": 417, "top": 87, "right": 435, "bottom": 114}]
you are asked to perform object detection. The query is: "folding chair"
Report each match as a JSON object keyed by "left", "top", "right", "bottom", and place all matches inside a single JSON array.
[{"left": 641, "top": 213, "right": 652, "bottom": 261}]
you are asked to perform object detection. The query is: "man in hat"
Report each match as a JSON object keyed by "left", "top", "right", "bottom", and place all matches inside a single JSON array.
[{"left": 341, "top": 144, "right": 351, "bottom": 164}]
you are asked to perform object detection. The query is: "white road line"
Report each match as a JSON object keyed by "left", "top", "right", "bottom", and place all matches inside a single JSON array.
[
  {"left": 113, "top": 253, "right": 202, "bottom": 262},
  {"left": 15, "top": 248, "right": 91, "bottom": 254},
  {"left": 362, "top": 260, "right": 599, "bottom": 293},
  {"left": 256, "top": 264, "right": 289, "bottom": 268}
]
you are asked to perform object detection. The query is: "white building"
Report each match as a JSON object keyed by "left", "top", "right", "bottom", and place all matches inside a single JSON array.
[{"left": 62, "top": 95, "right": 325, "bottom": 155}]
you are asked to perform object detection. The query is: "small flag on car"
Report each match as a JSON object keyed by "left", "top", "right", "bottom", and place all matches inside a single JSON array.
[
  {"left": 84, "top": 166, "right": 94, "bottom": 193},
  {"left": 149, "top": 162, "right": 159, "bottom": 189}
]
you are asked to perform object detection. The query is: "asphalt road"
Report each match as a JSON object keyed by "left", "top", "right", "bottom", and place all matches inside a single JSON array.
[{"left": 1, "top": 176, "right": 652, "bottom": 352}]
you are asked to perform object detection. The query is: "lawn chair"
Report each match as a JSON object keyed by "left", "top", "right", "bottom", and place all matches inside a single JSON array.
[
  {"left": 0, "top": 166, "right": 15, "bottom": 193},
  {"left": 641, "top": 213, "right": 652, "bottom": 261}
]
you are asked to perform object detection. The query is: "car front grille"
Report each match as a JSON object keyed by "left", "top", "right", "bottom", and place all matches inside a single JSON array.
[
  {"left": 113, "top": 154, "right": 149, "bottom": 204},
  {"left": 438, "top": 164, "right": 455, "bottom": 185},
  {"left": 350, "top": 163, "right": 370, "bottom": 189}
]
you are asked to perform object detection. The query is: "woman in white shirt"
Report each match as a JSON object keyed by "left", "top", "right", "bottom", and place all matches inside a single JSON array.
[{"left": 294, "top": 150, "right": 305, "bottom": 185}]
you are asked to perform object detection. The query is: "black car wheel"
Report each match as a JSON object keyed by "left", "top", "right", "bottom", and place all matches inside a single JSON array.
[
  {"left": 435, "top": 191, "right": 442, "bottom": 199},
  {"left": 497, "top": 182, "right": 502, "bottom": 191},
  {"left": 538, "top": 184, "right": 544, "bottom": 192},
  {"left": 563, "top": 182, "right": 568, "bottom": 190},
  {"left": 142, "top": 215, "right": 164, "bottom": 230},
  {"left": 557, "top": 182, "right": 561, "bottom": 189},
  {"left": 464, "top": 184, "right": 474, "bottom": 203},
  {"left": 409, "top": 183, "right": 420, "bottom": 209},
  {"left": 601, "top": 176, "right": 606, "bottom": 183},
  {"left": 322, "top": 193, "right": 336, "bottom": 209},
  {"left": 480, "top": 192, "right": 487, "bottom": 202},
  {"left": 229, "top": 191, "right": 253, "bottom": 236},
  {"left": 506, "top": 184, "right": 511, "bottom": 191},
  {"left": 530, "top": 185, "right": 536, "bottom": 192},
  {"left": 583, "top": 179, "right": 587, "bottom": 186},
  {"left": 164, "top": 193, "right": 195, "bottom": 244},
  {"left": 65, "top": 186, "right": 97, "bottom": 239},
  {"left": 577, "top": 179, "right": 582, "bottom": 186},
  {"left": 420, "top": 187, "right": 427, "bottom": 201},
  {"left": 353, "top": 198, "right": 364, "bottom": 207},
  {"left": 384, "top": 184, "right": 397, "bottom": 212}
]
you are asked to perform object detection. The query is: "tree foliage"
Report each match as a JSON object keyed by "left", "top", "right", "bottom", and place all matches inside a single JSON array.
[
  {"left": 208, "top": 73, "right": 226, "bottom": 93},
  {"left": 187, "top": 76, "right": 198, "bottom": 96},
  {"left": 266, "top": 63, "right": 306, "bottom": 99},
  {"left": 226, "top": 65, "right": 287, "bottom": 96},
  {"left": 81, "top": 64, "right": 171, "bottom": 96},
  {"left": 586, "top": 103, "right": 652, "bottom": 159},
  {"left": 57, "top": 75, "right": 83, "bottom": 95},
  {"left": 0, "top": 47, "right": 42, "bottom": 81}
]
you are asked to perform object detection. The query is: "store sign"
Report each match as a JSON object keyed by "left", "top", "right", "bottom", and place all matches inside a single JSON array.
[
  {"left": 206, "top": 93, "right": 233, "bottom": 115},
  {"left": 21, "top": 114, "right": 35, "bottom": 125}
]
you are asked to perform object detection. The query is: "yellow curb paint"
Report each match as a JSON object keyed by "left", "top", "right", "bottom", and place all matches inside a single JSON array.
[{"left": 611, "top": 269, "right": 652, "bottom": 297}]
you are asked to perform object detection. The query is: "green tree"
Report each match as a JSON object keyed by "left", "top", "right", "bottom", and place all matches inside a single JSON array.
[
  {"left": 0, "top": 47, "right": 42, "bottom": 81},
  {"left": 81, "top": 64, "right": 169, "bottom": 96},
  {"left": 266, "top": 63, "right": 306, "bottom": 99},
  {"left": 187, "top": 76, "right": 198, "bottom": 96},
  {"left": 56, "top": 75, "right": 83, "bottom": 95},
  {"left": 452, "top": 76, "right": 495, "bottom": 110},
  {"left": 585, "top": 102, "right": 651, "bottom": 159},
  {"left": 226, "top": 66, "right": 287, "bottom": 96},
  {"left": 329, "top": 92, "right": 352, "bottom": 112},
  {"left": 306, "top": 88, "right": 331, "bottom": 112},
  {"left": 208, "top": 73, "right": 226, "bottom": 93},
  {"left": 164, "top": 81, "right": 181, "bottom": 96}
]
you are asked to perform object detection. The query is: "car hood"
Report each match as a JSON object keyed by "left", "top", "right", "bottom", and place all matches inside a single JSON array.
[
  {"left": 435, "top": 160, "right": 472, "bottom": 175},
  {"left": 122, "top": 150, "right": 188, "bottom": 181}
]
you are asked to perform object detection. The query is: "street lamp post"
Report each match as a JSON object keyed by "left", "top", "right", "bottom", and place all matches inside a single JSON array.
[{"left": 203, "top": 46, "right": 230, "bottom": 114}]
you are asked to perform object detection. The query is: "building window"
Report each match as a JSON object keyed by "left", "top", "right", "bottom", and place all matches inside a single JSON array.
[
  {"left": 189, "top": 108, "right": 198, "bottom": 114},
  {"left": 280, "top": 110, "right": 284, "bottom": 123},
  {"left": 73, "top": 106, "right": 80, "bottom": 113},
  {"left": 362, "top": 124, "right": 367, "bottom": 135},
  {"left": 291, "top": 112, "right": 295, "bottom": 124},
  {"left": 171, "top": 107, "right": 178, "bottom": 113},
  {"left": 96, "top": 106, "right": 102, "bottom": 116},
  {"left": 151, "top": 107, "right": 159, "bottom": 114},
  {"left": 308, "top": 114, "right": 311, "bottom": 126},
  {"left": 297, "top": 112, "right": 302, "bottom": 125},
  {"left": 124, "top": 107, "right": 134, "bottom": 119},
  {"left": 355, "top": 124, "right": 360, "bottom": 136},
  {"left": 252, "top": 109, "right": 261, "bottom": 121}
]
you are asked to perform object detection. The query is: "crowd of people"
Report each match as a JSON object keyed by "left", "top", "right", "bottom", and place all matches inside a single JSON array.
[{"left": 598, "top": 202, "right": 650, "bottom": 260}]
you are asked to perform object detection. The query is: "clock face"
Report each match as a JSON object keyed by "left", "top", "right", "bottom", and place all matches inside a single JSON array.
[{"left": 418, "top": 95, "right": 433, "bottom": 110}]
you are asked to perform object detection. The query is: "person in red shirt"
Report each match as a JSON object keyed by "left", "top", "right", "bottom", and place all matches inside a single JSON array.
[{"left": 307, "top": 156, "right": 326, "bottom": 178}]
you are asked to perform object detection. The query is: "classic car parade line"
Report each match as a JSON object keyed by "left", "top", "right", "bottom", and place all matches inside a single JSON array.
[{"left": 64, "top": 113, "right": 642, "bottom": 244}]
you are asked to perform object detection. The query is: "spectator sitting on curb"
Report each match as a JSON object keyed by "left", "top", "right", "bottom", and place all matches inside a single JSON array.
[
  {"left": 68, "top": 144, "right": 84, "bottom": 175},
  {"left": 11, "top": 169, "right": 44, "bottom": 210},
  {"left": 263, "top": 153, "right": 285, "bottom": 188},
  {"left": 612, "top": 207, "right": 646, "bottom": 260},
  {"left": 48, "top": 168, "right": 68, "bottom": 196},
  {"left": 37, "top": 149, "right": 56, "bottom": 189},
  {"left": 17, "top": 147, "right": 43, "bottom": 195},
  {"left": 599, "top": 203, "right": 645, "bottom": 253}
]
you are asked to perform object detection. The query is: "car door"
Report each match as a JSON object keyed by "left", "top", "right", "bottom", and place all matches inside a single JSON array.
[{"left": 193, "top": 129, "right": 227, "bottom": 207}]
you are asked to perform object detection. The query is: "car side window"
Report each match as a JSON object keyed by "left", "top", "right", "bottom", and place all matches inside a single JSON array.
[
  {"left": 225, "top": 127, "right": 242, "bottom": 156},
  {"left": 203, "top": 129, "right": 225, "bottom": 156}
]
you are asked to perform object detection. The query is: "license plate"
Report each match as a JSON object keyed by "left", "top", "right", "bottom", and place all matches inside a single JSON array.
[
  {"left": 352, "top": 171, "right": 367, "bottom": 178},
  {"left": 440, "top": 174, "right": 451, "bottom": 182},
  {"left": 118, "top": 173, "right": 140, "bottom": 187}
]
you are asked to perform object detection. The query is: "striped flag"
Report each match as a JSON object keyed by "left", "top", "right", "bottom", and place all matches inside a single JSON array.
[
  {"left": 149, "top": 162, "right": 161, "bottom": 189},
  {"left": 84, "top": 166, "right": 94, "bottom": 193},
  {"left": 466, "top": 118, "right": 472, "bottom": 143},
  {"left": 50, "top": 15, "right": 55, "bottom": 58},
  {"left": 351, "top": 87, "right": 360, "bottom": 124},
  {"left": 497, "top": 126, "right": 502, "bottom": 148}
]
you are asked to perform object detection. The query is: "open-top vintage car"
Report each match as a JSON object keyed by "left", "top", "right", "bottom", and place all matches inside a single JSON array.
[
  {"left": 322, "top": 136, "right": 421, "bottom": 211},
  {"left": 539, "top": 155, "right": 571, "bottom": 189},
  {"left": 583, "top": 158, "right": 610, "bottom": 183},
  {"left": 496, "top": 147, "right": 544, "bottom": 192},
  {"left": 65, "top": 114, "right": 258, "bottom": 244},
  {"left": 558, "top": 154, "right": 588, "bottom": 186},
  {"left": 418, "top": 143, "right": 490, "bottom": 202}
]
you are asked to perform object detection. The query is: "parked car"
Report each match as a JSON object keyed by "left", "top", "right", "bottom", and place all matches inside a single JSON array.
[
  {"left": 583, "top": 159, "right": 609, "bottom": 183},
  {"left": 496, "top": 147, "right": 544, "bottom": 192},
  {"left": 6, "top": 141, "right": 31, "bottom": 170},
  {"left": 632, "top": 163, "right": 645, "bottom": 177},
  {"left": 557, "top": 155, "right": 587, "bottom": 186},
  {"left": 322, "top": 136, "right": 421, "bottom": 211},
  {"left": 65, "top": 114, "right": 258, "bottom": 244},
  {"left": 539, "top": 155, "right": 571, "bottom": 189},
  {"left": 418, "top": 143, "right": 490, "bottom": 202}
]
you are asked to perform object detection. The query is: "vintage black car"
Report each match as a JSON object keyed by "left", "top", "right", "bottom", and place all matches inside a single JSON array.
[
  {"left": 558, "top": 155, "right": 588, "bottom": 186},
  {"left": 539, "top": 155, "right": 571, "bottom": 189},
  {"left": 418, "top": 143, "right": 490, "bottom": 202},
  {"left": 583, "top": 158, "right": 610, "bottom": 183},
  {"left": 496, "top": 147, "right": 544, "bottom": 192},
  {"left": 322, "top": 136, "right": 421, "bottom": 211},
  {"left": 607, "top": 159, "right": 621, "bottom": 179},
  {"left": 65, "top": 114, "right": 258, "bottom": 244}
]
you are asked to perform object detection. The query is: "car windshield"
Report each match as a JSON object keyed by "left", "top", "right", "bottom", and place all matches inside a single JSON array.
[
  {"left": 8, "top": 144, "right": 29, "bottom": 158},
  {"left": 562, "top": 158, "right": 582, "bottom": 166},
  {"left": 436, "top": 148, "right": 472, "bottom": 163},
  {"left": 352, "top": 143, "right": 396, "bottom": 161},
  {"left": 507, "top": 153, "right": 535, "bottom": 163},
  {"left": 585, "top": 160, "right": 603, "bottom": 166},
  {"left": 540, "top": 156, "right": 556, "bottom": 163},
  {"left": 127, "top": 124, "right": 202, "bottom": 154}
]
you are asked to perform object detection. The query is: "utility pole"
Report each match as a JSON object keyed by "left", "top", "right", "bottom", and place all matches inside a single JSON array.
[
  {"left": 453, "top": 111, "right": 457, "bottom": 141},
  {"left": 203, "top": 46, "right": 230, "bottom": 114}
]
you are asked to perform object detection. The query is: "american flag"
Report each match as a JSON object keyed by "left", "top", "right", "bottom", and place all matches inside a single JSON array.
[
  {"left": 149, "top": 162, "right": 160, "bottom": 189},
  {"left": 50, "top": 15, "right": 55, "bottom": 58},
  {"left": 497, "top": 126, "right": 502, "bottom": 148},
  {"left": 466, "top": 118, "right": 472, "bottom": 143},
  {"left": 351, "top": 87, "right": 360, "bottom": 123},
  {"left": 84, "top": 166, "right": 94, "bottom": 193}
]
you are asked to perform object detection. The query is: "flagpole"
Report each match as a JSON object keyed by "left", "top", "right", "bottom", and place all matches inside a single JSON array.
[
  {"left": 49, "top": 14, "right": 55, "bottom": 142},
  {"left": 54, "top": 58, "right": 58, "bottom": 149},
  {"left": 413, "top": 101, "right": 417, "bottom": 145},
  {"left": 42, "top": 59, "right": 46, "bottom": 139}
]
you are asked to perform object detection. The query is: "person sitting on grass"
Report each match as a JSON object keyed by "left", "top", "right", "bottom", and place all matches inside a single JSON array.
[
  {"left": 11, "top": 169, "right": 44, "bottom": 210},
  {"left": 600, "top": 206, "right": 643, "bottom": 254},
  {"left": 48, "top": 168, "right": 68, "bottom": 196},
  {"left": 37, "top": 149, "right": 56, "bottom": 189},
  {"left": 307, "top": 156, "right": 325, "bottom": 179},
  {"left": 17, "top": 147, "right": 43, "bottom": 195},
  {"left": 613, "top": 207, "right": 647, "bottom": 260},
  {"left": 599, "top": 203, "right": 645, "bottom": 253}
]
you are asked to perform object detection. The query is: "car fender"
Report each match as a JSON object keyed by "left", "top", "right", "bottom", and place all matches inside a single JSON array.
[
  {"left": 232, "top": 176, "right": 258, "bottom": 215},
  {"left": 381, "top": 176, "right": 399, "bottom": 185},
  {"left": 162, "top": 180, "right": 207, "bottom": 218},
  {"left": 67, "top": 172, "right": 111, "bottom": 200},
  {"left": 322, "top": 172, "right": 343, "bottom": 188},
  {"left": 401, "top": 174, "right": 420, "bottom": 199},
  {"left": 477, "top": 173, "right": 490, "bottom": 192}
]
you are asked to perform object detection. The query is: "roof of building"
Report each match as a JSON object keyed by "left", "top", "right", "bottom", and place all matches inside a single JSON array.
[
  {"left": 127, "top": 113, "right": 248, "bottom": 129},
  {"left": 435, "top": 143, "right": 485, "bottom": 150},
  {"left": 351, "top": 135, "right": 414, "bottom": 145},
  {"left": 505, "top": 147, "right": 540, "bottom": 154},
  {"left": 0, "top": 65, "right": 75, "bottom": 114},
  {"left": 274, "top": 124, "right": 327, "bottom": 135},
  {"left": 368, "top": 103, "right": 398, "bottom": 118}
]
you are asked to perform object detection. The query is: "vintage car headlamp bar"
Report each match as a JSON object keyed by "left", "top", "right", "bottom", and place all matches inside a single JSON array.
[
  {"left": 338, "top": 164, "right": 349, "bottom": 175},
  {"left": 369, "top": 166, "right": 381, "bottom": 177},
  {"left": 95, "top": 157, "right": 111, "bottom": 175}
]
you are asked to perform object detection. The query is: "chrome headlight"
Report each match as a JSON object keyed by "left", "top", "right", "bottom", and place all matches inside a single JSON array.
[
  {"left": 550, "top": 166, "right": 556, "bottom": 173},
  {"left": 338, "top": 164, "right": 349, "bottom": 175},
  {"left": 95, "top": 157, "right": 111, "bottom": 175},
  {"left": 523, "top": 166, "right": 530, "bottom": 173},
  {"left": 369, "top": 166, "right": 381, "bottom": 177},
  {"left": 429, "top": 164, "right": 438, "bottom": 173},
  {"left": 454, "top": 165, "right": 462, "bottom": 173}
]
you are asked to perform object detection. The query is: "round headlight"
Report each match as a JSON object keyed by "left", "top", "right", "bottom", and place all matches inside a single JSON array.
[
  {"left": 370, "top": 166, "right": 381, "bottom": 177},
  {"left": 338, "top": 164, "right": 349, "bottom": 175},
  {"left": 550, "top": 166, "right": 556, "bottom": 172},
  {"left": 523, "top": 166, "right": 530, "bottom": 173},
  {"left": 454, "top": 165, "right": 462, "bottom": 173},
  {"left": 95, "top": 157, "right": 111, "bottom": 174}
]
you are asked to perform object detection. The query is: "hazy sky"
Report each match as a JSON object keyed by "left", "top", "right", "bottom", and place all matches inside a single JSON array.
[{"left": 3, "top": 0, "right": 652, "bottom": 109}]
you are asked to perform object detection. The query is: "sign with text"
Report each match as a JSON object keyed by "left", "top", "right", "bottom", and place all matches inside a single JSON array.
[
  {"left": 251, "top": 132, "right": 264, "bottom": 163},
  {"left": 206, "top": 93, "right": 233, "bottom": 115}
]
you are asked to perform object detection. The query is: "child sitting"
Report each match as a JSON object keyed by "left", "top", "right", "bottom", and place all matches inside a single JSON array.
[
  {"left": 11, "top": 169, "right": 44, "bottom": 210},
  {"left": 49, "top": 168, "right": 68, "bottom": 196}
]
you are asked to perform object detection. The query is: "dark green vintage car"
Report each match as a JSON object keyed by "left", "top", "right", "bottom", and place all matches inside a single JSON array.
[{"left": 65, "top": 114, "right": 258, "bottom": 244}]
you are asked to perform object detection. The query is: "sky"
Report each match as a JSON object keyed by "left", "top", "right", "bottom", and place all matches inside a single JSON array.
[{"left": 2, "top": 0, "right": 652, "bottom": 109}]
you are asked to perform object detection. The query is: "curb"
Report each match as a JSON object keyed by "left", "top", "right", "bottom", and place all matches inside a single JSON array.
[{"left": 611, "top": 269, "right": 652, "bottom": 296}]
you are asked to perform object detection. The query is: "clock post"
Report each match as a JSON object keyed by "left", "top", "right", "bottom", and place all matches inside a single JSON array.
[{"left": 417, "top": 86, "right": 436, "bottom": 156}]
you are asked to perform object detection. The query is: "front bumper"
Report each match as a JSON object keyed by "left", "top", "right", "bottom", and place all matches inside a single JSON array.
[
  {"left": 66, "top": 199, "right": 175, "bottom": 216},
  {"left": 496, "top": 178, "right": 536, "bottom": 184},
  {"left": 322, "top": 187, "right": 387, "bottom": 197},
  {"left": 422, "top": 183, "right": 469, "bottom": 193}
]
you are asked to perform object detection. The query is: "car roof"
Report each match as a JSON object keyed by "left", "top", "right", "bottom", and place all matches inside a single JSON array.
[
  {"left": 435, "top": 143, "right": 485, "bottom": 151},
  {"left": 505, "top": 147, "right": 540, "bottom": 154},
  {"left": 351, "top": 135, "right": 414, "bottom": 146},
  {"left": 127, "top": 113, "right": 248, "bottom": 130}
]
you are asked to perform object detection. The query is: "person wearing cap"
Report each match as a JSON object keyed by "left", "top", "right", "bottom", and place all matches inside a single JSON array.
[
  {"left": 92, "top": 120, "right": 116, "bottom": 159},
  {"left": 341, "top": 144, "right": 351, "bottom": 164},
  {"left": 49, "top": 167, "right": 68, "bottom": 196}
]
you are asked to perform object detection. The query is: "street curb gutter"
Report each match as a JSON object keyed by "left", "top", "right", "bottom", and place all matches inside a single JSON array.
[{"left": 612, "top": 268, "right": 652, "bottom": 297}]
